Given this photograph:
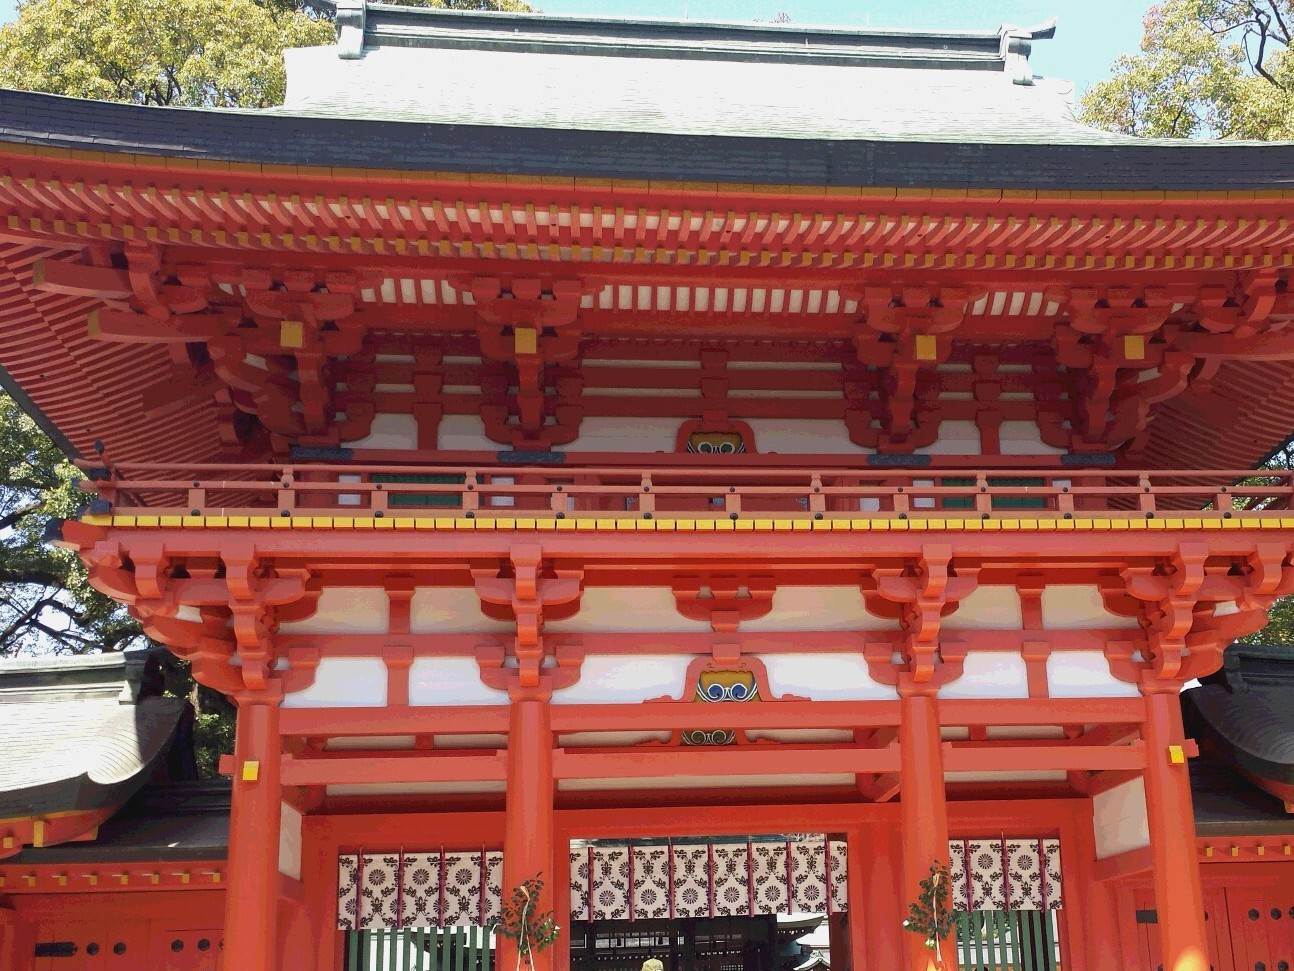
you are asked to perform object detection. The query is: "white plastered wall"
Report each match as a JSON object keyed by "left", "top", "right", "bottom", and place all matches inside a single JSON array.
[
  {"left": 1047, "top": 652, "right": 1140, "bottom": 698},
  {"left": 939, "top": 652, "right": 1030, "bottom": 699},
  {"left": 743, "top": 418, "right": 871, "bottom": 455},
  {"left": 438, "top": 414, "right": 497, "bottom": 451},
  {"left": 544, "top": 588, "right": 711, "bottom": 634},
  {"left": 998, "top": 420, "right": 1065, "bottom": 455},
  {"left": 1042, "top": 585, "right": 1141, "bottom": 629},
  {"left": 922, "top": 420, "right": 981, "bottom": 455},
  {"left": 283, "top": 657, "right": 387, "bottom": 708},
  {"left": 279, "top": 802, "right": 303, "bottom": 879},
  {"left": 278, "top": 587, "right": 389, "bottom": 635},
  {"left": 1093, "top": 778, "right": 1151, "bottom": 859},
  {"left": 742, "top": 587, "right": 892, "bottom": 631},
  {"left": 408, "top": 658, "right": 511, "bottom": 706},
  {"left": 757, "top": 654, "right": 898, "bottom": 701},
  {"left": 563, "top": 416, "right": 679, "bottom": 453},
  {"left": 943, "top": 586, "right": 1023, "bottom": 629},
  {"left": 410, "top": 588, "right": 515, "bottom": 634},
  {"left": 551, "top": 654, "right": 693, "bottom": 704},
  {"left": 343, "top": 413, "right": 418, "bottom": 450}
]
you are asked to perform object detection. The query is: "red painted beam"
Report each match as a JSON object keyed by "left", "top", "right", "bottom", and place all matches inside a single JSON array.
[
  {"left": 549, "top": 700, "right": 901, "bottom": 732},
  {"left": 279, "top": 705, "right": 510, "bottom": 737},
  {"left": 31, "top": 258, "right": 132, "bottom": 300},
  {"left": 942, "top": 741, "right": 1146, "bottom": 772},
  {"left": 939, "top": 697, "right": 1145, "bottom": 726},
  {"left": 279, "top": 751, "right": 507, "bottom": 786},
  {"left": 552, "top": 745, "right": 902, "bottom": 779}
]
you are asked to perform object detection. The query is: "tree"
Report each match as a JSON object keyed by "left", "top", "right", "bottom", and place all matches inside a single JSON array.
[
  {"left": 1079, "top": 1, "right": 1294, "bottom": 138},
  {"left": 0, "top": 0, "right": 334, "bottom": 107}
]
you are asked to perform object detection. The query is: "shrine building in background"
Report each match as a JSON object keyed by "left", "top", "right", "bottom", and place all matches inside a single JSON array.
[{"left": 4, "top": 6, "right": 1294, "bottom": 971}]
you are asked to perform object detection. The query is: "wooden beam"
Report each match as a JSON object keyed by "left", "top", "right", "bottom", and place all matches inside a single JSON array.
[
  {"left": 279, "top": 751, "right": 506, "bottom": 787},
  {"left": 279, "top": 706, "right": 510, "bottom": 737},
  {"left": 31, "top": 259, "right": 132, "bottom": 300},
  {"left": 552, "top": 745, "right": 902, "bottom": 780},
  {"left": 943, "top": 742, "right": 1146, "bottom": 773},
  {"left": 1093, "top": 846, "right": 1153, "bottom": 883},
  {"left": 939, "top": 698, "right": 1145, "bottom": 726},
  {"left": 549, "top": 701, "right": 901, "bottom": 733}
]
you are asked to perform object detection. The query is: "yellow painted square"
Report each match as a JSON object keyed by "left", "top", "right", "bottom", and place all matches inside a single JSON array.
[
  {"left": 454, "top": 518, "right": 477, "bottom": 529},
  {"left": 354, "top": 518, "right": 376, "bottom": 530},
  {"left": 755, "top": 518, "right": 774, "bottom": 531},
  {"left": 1002, "top": 519, "right": 1020, "bottom": 530},
  {"left": 908, "top": 519, "right": 927, "bottom": 530},
  {"left": 207, "top": 516, "right": 228, "bottom": 528},
  {"left": 290, "top": 517, "right": 314, "bottom": 528},
  {"left": 983, "top": 520, "right": 1001, "bottom": 531},
  {"left": 229, "top": 516, "right": 249, "bottom": 528},
  {"left": 516, "top": 518, "right": 536, "bottom": 530},
  {"left": 392, "top": 517, "right": 416, "bottom": 529},
  {"left": 270, "top": 518, "right": 290, "bottom": 529},
  {"left": 137, "top": 515, "right": 160, "bottom": 527},
  {"left": 792, "top": 520, "right": 811, "bottom": 531},
  {"left": 596, "top": 518, "right": 616, "bottom": 530},
  {"left": 717, "top": 519, "right": 735, "bottom": 531},
  {"left": 1128, "top": 519, "right": 1147, "bottom": 530},
  {"left": 1110, "top": 519, "right": 1129, "bottom": 530},
  {"left": 736, "top": 519, "right": 755, "bottom": 531},
  {"left": 495, "top": 518, "right": 516, "bottom": 530},
  {"left": 1262, "top": 519, "right": 1283, "bottom": 530},
  {"left": 576, "top": 519, "right": 595, "bottom": 531},
  {"left": 850, "top": 519, "right": 871, "bottom": 531},
  {"left": 697, "top": 520, "right": 716, "bottom": 532},
  {"left": 556, "top": 518, "right": 576, "bottom": 530},
  {"left": 242, "top": 760, "right": 260, "bottom": 782},
  {"left": 1017, "top": 519, "right": 1037, "bottom": 530},
  {"left": 928, "top": 518, "right": 946, "bottom": 530},
  {"left": 1092, "top": 518, "right": 1111, "bottom": 530},
  {"left": 1168, "top": 744, "right": 1185, "bottom": 765},
  {"left": 83, "top": 514, "right": 112, "bottom": 527},
  {"left": 474, "top": 518, "right": 496, "bottom": 530},
  {"left": 1280, "top": 517, "right": 1294, "bottom": 529},
  {"left": 1037, "top": 519, "right": 1056, "bottom": 531},
  {"left": 249, "top": 516, "right": 271, "bottom": 528},
  {"left": 1056, "top": 519, "right": 1075, "bottom": 530},
  {"left": 1182, "top": 518, "right": 1202, "bottom": 529}
]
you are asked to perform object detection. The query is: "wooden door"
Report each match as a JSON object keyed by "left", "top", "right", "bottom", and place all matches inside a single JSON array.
[{"left": 1128, "top": 888, "right": 1234, "bottom": 971}]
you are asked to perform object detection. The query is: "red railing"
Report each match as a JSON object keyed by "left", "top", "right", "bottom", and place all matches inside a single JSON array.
[{"left": 73, "top": 461, "right": 1294, "bottom": 521}]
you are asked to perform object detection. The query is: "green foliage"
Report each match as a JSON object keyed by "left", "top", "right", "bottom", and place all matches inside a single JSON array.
[
  {"left": 1080, "top": 1, "right": 1294, "bottom": 138},
  {"left": 0, "top": 0, "right": 334, "bottom": 107},
  {"left": 903, "top": 861, "right": 955, "bottom": 948},
  {"left": 0, "top": 393, "right": 140, "bottom": 655},
  {"left": 491, "top": 874, "right": 560, "bottom": 961}
]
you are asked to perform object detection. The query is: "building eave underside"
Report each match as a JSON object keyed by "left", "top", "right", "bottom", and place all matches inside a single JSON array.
[{"left": 4, "top": 89, "right": 1294, "bottom": 190}]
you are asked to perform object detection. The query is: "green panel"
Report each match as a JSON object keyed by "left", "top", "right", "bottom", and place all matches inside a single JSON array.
[
  {"left": 988, "top": 476, "right": 1046, "bottom": 511},
  {"left": 348, "top": 930, "right": 363, "bottom": 971},
  {"left": 941, "top": 476, "right": 976, "bottom": 510},
  {"left": 481, "top": 924, "right": 493, "bottom": 971},
  {"left": 371, "top": 473, "right": 465, "bottom": 508}
]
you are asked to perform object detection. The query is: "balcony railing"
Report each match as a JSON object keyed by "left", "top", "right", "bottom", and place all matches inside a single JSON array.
[{"left": 73, "top": 461, "right": 1294, "bottom": 522}]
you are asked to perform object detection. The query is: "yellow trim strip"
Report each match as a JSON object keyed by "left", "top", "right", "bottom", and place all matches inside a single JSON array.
[{"left": 88, "top": 514, "right": 1294, "bottom": 533}]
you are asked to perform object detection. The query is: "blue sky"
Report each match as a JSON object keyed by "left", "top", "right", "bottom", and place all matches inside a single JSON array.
[{"left": 0, "top": 0, "right": 1147, "bottom": 95}]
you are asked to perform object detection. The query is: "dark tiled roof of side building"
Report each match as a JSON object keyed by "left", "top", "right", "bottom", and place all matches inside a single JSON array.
[{"left": 0, "top": 650, "right": 188, "bottom": 820}]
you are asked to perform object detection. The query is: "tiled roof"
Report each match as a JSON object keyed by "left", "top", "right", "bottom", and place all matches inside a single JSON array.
[{"left": 0, "top": 650, "right": 187, "bottom": 818}]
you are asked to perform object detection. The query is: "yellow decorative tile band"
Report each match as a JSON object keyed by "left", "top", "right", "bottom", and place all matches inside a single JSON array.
[{"left": 83, "top": 514, "right": 1294, "bottom": 533}]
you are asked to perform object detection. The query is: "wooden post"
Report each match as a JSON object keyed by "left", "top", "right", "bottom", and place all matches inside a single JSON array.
[
  {"left": 900, "top": 684, "right": 950, "bottom": 971},
  {"left": 1142, "top": 683, "right": 1209, "bottom": 971},
  {"left": 857, "top": 821, "right": 903, "bottom": 971},
  {"left": 224, "top": 694, "right": 284, "bottom": 971},
  {"left": 501, "top": 698, "right": 555, "bottom": 971}
]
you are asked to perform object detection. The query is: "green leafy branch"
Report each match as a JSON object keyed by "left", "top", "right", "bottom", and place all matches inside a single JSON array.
[
  {"left": 902, "top": 860, "right": 954, "bottom": 962},
  {"left": 490, "top": 874, "right": 560, "bottom": 971}
]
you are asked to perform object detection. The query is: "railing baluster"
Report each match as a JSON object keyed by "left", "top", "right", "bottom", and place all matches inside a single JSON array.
[
  {"left": 639, "top": 474, "right": 655, "bottom": 515},
  {"left": 462, "top": 472, "right": 480, "bottom": 513},
  {"left": 975, "top": 473, "right": 991, "bottom": 514},
  {"left": 809, "top": 474, "right": 826, "bottom": 514},
  {"left": 1138, "top": 474, "right": 1156, "bottom": 513}
]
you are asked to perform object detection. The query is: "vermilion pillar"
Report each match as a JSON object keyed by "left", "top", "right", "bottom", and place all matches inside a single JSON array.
[
  {"left": 899, "top": 684, "right": 950, "bottom": 971},
  {"left": 224, "top": 694, "right": 283, "bottom": 971},
  {"left": 1142, "top": 682, "right": 1209, "bottom": 971},
  {"left": 860, "top": 821, "right": 903, "bottom": 971},
  {"left": 501, "top": 698, "right": 555, "bottom": 971}
]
